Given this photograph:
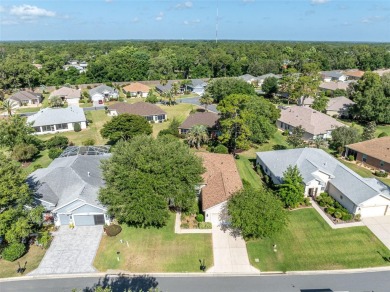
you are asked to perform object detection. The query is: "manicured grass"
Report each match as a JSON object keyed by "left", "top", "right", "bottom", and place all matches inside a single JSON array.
[
  {"left": 338, "top": 119, "right": 390, "bottom": 138},
  {"left": 15, "top": 107, "right": 41, "bottom": 114},
  {"left": 94, "top": 213, "right": 213, "bottom": 273},
  {"left": 240, "top": 131, "right": 289, "bottom": 158},
  {"left": 247, "top": 208, "right": 390, "bottom": 272},
  {"left": 235, "top": 156, "right": 263, "bottom": 189},
  {"left": 38, "top": 110, "right": 110, "bottom": 145},
  {"left": 23, "top": 149, "right": 52, "bottom": 175},
  {"left": 338, "top": 159, "right": 390, "bottom": 186},
  {"left": 0, "top": 245, "right": 46, "bottom": 278}
]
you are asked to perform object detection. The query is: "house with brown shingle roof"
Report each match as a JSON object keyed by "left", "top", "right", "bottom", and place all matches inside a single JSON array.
[
  {"left": 107, "top": 102, "right": 167, "bottom": 123},
  {"left": 9, "top": 91, "right": 42, "bottom": 107},
  {"left": 196, "top": 152, "right": 243, "bottom": 225},
  {"left": 343, "top": 69, "right": 365, "bottom": 80},
  {"left": 278, "top": 106, "right": 345, "bottom": 140},
  {"left": 326, "top": 96, "right": 355, "bottom": 117},
  {"left": 123, "top": 82, "right": 151, "bottom": 98},
  {"left": 49, "top": 87, "right": 81, "bottom": 106},
  {"left": 345, "top": 137, "right": 390, "bottom": 173},
  {"left": 319, "top": 81, "right": 353, "bottom": 92},
  {"left": 178, "top": 112, "right": 219, "bottom": 135}
]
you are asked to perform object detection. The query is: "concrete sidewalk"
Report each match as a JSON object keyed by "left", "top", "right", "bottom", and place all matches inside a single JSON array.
[
  {"left": 363, "top": 216, "right": 390, "bottom": 250},
  {"left": 207, "top": 226, "right": 259, "bottom": 274}
]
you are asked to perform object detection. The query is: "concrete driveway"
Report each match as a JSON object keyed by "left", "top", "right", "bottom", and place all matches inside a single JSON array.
[
  {"left": 207, "top": 226, "right": 259, "bottom": 274},
  {"left": 29, "top": 226, "right": 103, "bottom": 275},
  {"left": 363, "top": 216, "right": 390, "bottom": 250},
  {"left": 177, "top": 97, "right": 219, "bottom": 113}
]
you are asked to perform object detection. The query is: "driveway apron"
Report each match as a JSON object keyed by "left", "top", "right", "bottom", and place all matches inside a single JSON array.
[
  {"left": 29, "top": 226, "right": 103, "bottom": 275},
  {"left": 207, "top": 226, "right": 259, "bottom": 274},
  {"left": 363, "top": 216, "right": 390, "bottom": 250}
]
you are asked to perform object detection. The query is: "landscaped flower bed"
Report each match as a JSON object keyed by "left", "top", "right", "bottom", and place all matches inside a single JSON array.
[
  {"left": 180, "top": 213, "right": 211, "bottom": 229},
  {"left": 315, "top": 192, "right": 360, "bottom": 223}
]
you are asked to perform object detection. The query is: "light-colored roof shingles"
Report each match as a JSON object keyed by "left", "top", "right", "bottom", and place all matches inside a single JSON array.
[
  {"left": 123, "top": 82, "right": 151, "bottom": 93},
  {"left": 196, "top": 152, "right": 243, "bottom": 211},
  {"left": 108, "top": 102, "right": 166, "bottom": 116},
  {"left": 50, "top": 87, "right": 81, "bottom": 99},
  {"left": 27, "top": 106, "right": 86, "bottom": 127},
  {"left": 326, "top": 96, "right": 355, "bottom": 112},
  {"left": 346, "top": 137, "right": 390, "bottom": 164},
  {"left": 179, "top": 112, "right": 219, "bottom": 130},
  {"left": 279, "top": 106, "right": 345, "bottom": 135}
]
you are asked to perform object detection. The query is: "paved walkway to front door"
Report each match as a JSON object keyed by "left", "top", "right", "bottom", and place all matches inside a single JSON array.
[
  {"left": 207, "top": 226, "right": 260, "bottom": 274},
  {"left": 363, "top": 216, "right": 390, "bottom": 250},
  {"left": 29, "top": 226, "right": 103, "bottom": 275}
]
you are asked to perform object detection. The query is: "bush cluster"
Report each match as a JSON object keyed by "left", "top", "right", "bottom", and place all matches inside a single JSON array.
[
  {"left": 1, "top": 243, "right": 26, "bottom": 262},
  {"left": 198, "top": 222, "right": 212, "bottom": 229},
  {"left": 316, "top": 192, "right": 354, "bottom": 221},
  {"left": 374, "top": 170, "right": 388, "bottom": 178},
  {"left": 105, "top": 224, "right": 122, "bottom": 237},
  {"left": 208, "top": 144, "right": 229, "bottom": 154},
  {"left": 347, "top": 155, "right": 354, "bottom": 161},
  {"left": 195, "top": 214, "right": 204, "bottom": 222}
]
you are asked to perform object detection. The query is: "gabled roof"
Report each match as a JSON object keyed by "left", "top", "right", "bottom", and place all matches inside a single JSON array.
[
  {"left": 89, "top": 85, "right": 117, "bottom": 96},
  {"left": 256, "top": 148, "right": 390, "bottom": 205},
  {"left": 155, "top": 81, "right": 174, "bottom": 93},
  {"left": 257, "top": 73, "right": 282, "bottom": 80},
  {"left": 26, "top": 106, "right": 86, "bottom": 127},
  {"left": 123, "top": 82, "right": 151, "bottom": 93},
  {"left": 27, "top": 154, "right": 110, "bottom": 209},
  {"left": 238, "top": 74, "right": 256, "bottom": 82},
  {"left": 50, "top": 87, "right": 81, "bottom": 99},
  {"left": 326, "top": 96, "right": 355, "bottom": 112},
  {"left": 321, "top": 71, "right": 345, "bottom": 79},
  {"left": 346, "top": 137, "right": 390, "bottom": 164},
  {"left": 189, "top": 79, "right": 207, "bottom": 87},
  {"left": 343, "top": 69, "right": 365, "bottom": 78},
  {"left": 319, "top": 81, "right": 353, "bottom": 91},
  {"left": 179, "top": 112, "right": 219, "bottom": 130},
  {"left": 279, "top": 106, "right": 345, "bottom": 135},
  {"left": 108, "top": 102, "right": 166, "bottom": 116},
  {"left": 196, "top": 152, "right": 243, "bottom": 210},
  {"left": 9, "top": 91, "right": 42, "bottom": 102}
]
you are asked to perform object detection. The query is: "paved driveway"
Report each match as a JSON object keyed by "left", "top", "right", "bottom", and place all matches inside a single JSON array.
[
  {"left": 29, "top": 226, "right": 103, "bottom": 275},
  {"left": 177, "top": 97, "right": 219, "bottom": 113},
  {"left": 363, "top": 216, "right": 390, "bottom": 250},
  {"left": 207, "top": 226, "right": 259, "bottom": 274}
]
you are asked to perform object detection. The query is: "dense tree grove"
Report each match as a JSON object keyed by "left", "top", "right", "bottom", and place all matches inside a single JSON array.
[{"left": 1, "top": 41, "right": 389, "bottom": 89}]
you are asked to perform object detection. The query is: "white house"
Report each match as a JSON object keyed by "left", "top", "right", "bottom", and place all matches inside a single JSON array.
[
  {"left": 27, "top": 106, "right": 87, "bottom": 135},
  {"left": 187, "top": 79, "right": 208, "bottom": 96},
  {"left": 50, "top": 87, "right": 81, "bottom": 106},
  {"left": 89, "top": 84, "right": 119, "bottom": 106},
  {"left": 107, "top": 102, "right": 167, "bottom": 123},
  {"left": 257, "top": 148, "right": 390, "bottom": 218},
  {"left": 321, "top": 71, "right": 347, "bottom": 82},
  {"left": 122, "top": 82, "right": 151, "bottom": 98}
]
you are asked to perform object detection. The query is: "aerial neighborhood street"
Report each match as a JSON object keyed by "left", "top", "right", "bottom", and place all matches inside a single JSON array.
[{"left": 1, "top": 1, "right": 390, "bottom": 291}]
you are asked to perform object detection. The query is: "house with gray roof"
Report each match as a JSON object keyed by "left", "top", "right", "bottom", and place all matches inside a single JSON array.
[
  {"left": 9, "top": 91, "right": 42, "bottom": 107},
  {"left": 326, "top": 96, "right": 355, "bottom": 117},
  {"left": 321, "top": 71, "right": 347, "bottom": 82},
  {"left": 88, "top": 85, "right": 118, "bottom": 106},
  {"left": 27, "top": 106, "right": 87, "bottom": 134},
  {"left": 28, "top": 152, "right": 110, "bottom": 226},
  {"left": 155, "top": 81, "right": 175, "bottom": 94},
  {"left": 278, "top": 106, "right": 345, "bottom": 140},
  {"left": 178, "top": 112, "right": 219, "bottom": 135},
  {"left": 257, "top": 148, "right": 390, "bottom": 218},
  {"left": 238, "top": 74, "right": 257, "bottom": 84},
  {"left": 187, "top": 79, "right": 208, "bottom": 96}
]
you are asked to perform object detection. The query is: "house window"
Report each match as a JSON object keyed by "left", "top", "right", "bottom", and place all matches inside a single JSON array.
[
  {"left": 340, "top": 195, "right": 343, "bottom": 200},
  {"left": 34, "top": 127, "right": 41, "bottom": 132},
  {"left": 146, "top": 116, "right": 153, "bottom": 122},
  {"left": 56, "top": 123, "right": 68, "bottom": 130},
  {"left": 158, "top": 114, "right": 165, "bottom": 121},
  {"left": 41, "top": 125, "right": 52, "bottom": 132},
  {"left": 362, "top": 154, "right": 367, "bottom": 162}
]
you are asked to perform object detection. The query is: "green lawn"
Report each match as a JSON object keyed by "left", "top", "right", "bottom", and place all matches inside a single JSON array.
[
  {"left": 338, "top": 159, "right": 390, "bottom": 186},
  {"left": 0, "top": 245, "right": 46, "bottom": 278},
  {"left": 235, "top": 156, "right": 263, "bottom": 189},
  {"left": 247, "top": 208, "right": 390, "bottom": 272},
  {"left": 38, "top": 110, "right": 110, "bottom": 145},
  {"left": 23, "top": 149, "right": 52, "bottom": 175},
  {"left": 15, "top": 107, "right": 41, "bottom": 114},
  {"left": 94, "top": 213, "right": 213, "bottom": 273},
  {"left": 338, "top": 120, "right": 390, "bottom": 138}
]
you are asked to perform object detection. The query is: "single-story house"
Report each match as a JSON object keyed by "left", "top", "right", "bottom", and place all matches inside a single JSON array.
[
  {"left": 196, "top": 152, "right": 243, "bottom": 225},
  {"left": 373, "top": 69, "right": 390, "bottom": 77},
  {"left": 257, "top": 148, "right": 390, "bottom": 218},
  {"left": 238, "top": 74, "right": 257, "bottom": 84},
  {"left": 345, "top": 137, "right": 390, "bottom": 173},
  {"left": 50, "top": 87, "right": 81, "bottom": 106},
  {"left": 27, "top": 106, "right": 87, "bottom": 134},
  {"left": 277, "top": 106, "right": 345, "bottom": 140},
  {"left": 187, "top": 79, "right": 208, "bottom": 96},
  {"left": 319, "top": 81, "right": 352, "bottom": 92},
  {"left": 257, "top": 73, "right": 282, "bottom": 87},
  {"left": 178, "top": 112, "right": 219, "bottom": 135},
  {"left": 27, "top": 151, "right": 111, "bottom": 226},
  {"left": 123, "top": 82, "right": 151, "bottom": 98},
  {"left": 89, "top": 85, "right": 118, "bottom": 106},
  {"left": 321, "top": 71, "right": 347, "bottom": 82},
  {"left": 298, "top": 97, "right": 314, "bottom": 107},
  {"left": 8, "top": 91, "right": 42, "bottom": 107},
  {"left": 155, "top": 81, "right": 174, "bottom": 94},
  {"left": 343, "top": 69, "right": 365, "bottom": 80},
  {"left": 326, "top": 96, "right": 355, "bottom": 117},
  {"left": 107, "top": 102, "right": 167, "bottom": 123}
]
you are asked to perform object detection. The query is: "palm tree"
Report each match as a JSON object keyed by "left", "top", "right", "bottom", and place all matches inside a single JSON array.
[
  {"left": 2, "top": 99, "right": 18, "bottom": 116},
  {"left": 199, "top": 93, "right": 213, "bottom": 112},
  {"left": 186, "top": 125, "right": 209, "bottom": 149}
]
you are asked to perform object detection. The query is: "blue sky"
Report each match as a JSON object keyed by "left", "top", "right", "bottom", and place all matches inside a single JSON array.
[{"left": 0, "top": 0, "right": 389, "bottom": 42}]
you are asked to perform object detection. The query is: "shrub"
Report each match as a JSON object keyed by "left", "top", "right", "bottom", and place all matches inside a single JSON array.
[
  {"left": 46, "top": 136, "right": 69, "bottom": 149},
  {"left": 38, "top": 231, "right": 52, "bottom": 249},
  {"left": 82, "top": 138, "right": 96, "bottom": 146},
  {"left": 326, "top": 206, "right": 335, "bottom": 215},
  {"left": 348, "top": 155, "right": 354, "bottom": 161},
  {"left": 73, "top": 122, "right": 81, "bottom": 132},
  {"left": 354, "top": 214, "right": 361, "bottom": 221},
  {"left": 105, "top": 224, "right": 122, "bottom": 237},
  {"left": 374, "top": 170, "right": 388, "bottom": 178},
  {"left": 48, "top": 148, "right": 63, "bottom": 160},
  {"left": 334, "top": 211, "right": 342, "bottom": 219},
  {"left": 196, "top": 214, "right": 204, "bottom": 222},
  {"left": 1, "top": 243, "right": 26, "bottom": 262},
  {"left": 303, "top": 197, "right": 311, "bottom": 206},
  {"left": 87, "top": 85, "right": 92, "bottom": 89},
  {"left": 342, "top": 213, "right": 353, "bottom": 221},
  {"left": 378, "top": 132, "right": 388, "bottom": 138},
  {"left": 198, "top": 222, "right": 212, "bottom": 229},
  {"left": 213, "top": 144, "right": 228, "bottom": 154},
  {"left": 12, "top": 144, "right": 38, "bottom": 162}
]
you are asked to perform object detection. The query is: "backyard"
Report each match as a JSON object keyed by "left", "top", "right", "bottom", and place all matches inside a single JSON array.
[
  {"left": 247, "top": 208, "right": 390, "bottom": 272},
  {"left": 94, "top": 213, "right": 213, "bottom": 273},
  {"left": 339, "top": 159, "right": 390, "bottom": 185}
]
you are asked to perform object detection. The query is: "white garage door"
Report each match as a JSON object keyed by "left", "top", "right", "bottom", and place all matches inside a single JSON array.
[{"left": 360, "top": 206, "right": 387, "bottom": 218}]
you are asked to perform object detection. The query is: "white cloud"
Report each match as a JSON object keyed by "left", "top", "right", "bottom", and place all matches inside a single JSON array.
[
  {"left": 10, "top": 5, "right": 56, "bottom": 20},
  {"left": 155, "top": 12, "right": 164, "bottom": 21},
  {"left": 361, "top": 15, "right": 384, "bottom": 24},
  {"left": 175, "top": 1, "right": 193, "bottom": 9},
  {"left": 311, "top": 0, "right": 329, "bottom": 4},
  {"left": 131, "top": 17, "right": 139, "bottom": 23},
  {"left": 0, "top": 6, "right": 5, "bottom": 13},
  {"left": 184, "top": 19, "right": 200, "bottom": 25}
]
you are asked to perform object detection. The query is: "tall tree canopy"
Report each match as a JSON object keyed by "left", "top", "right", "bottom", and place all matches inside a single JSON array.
[
  {"left": 100, "top": 114, "right": 152, "bottom": 144},
  {"left": 278, "top": 165, "right": 305, "bottom": 208},
  {"left": 99, "top": 136, "right": 204, "bottom": 227},
  {"left": 0, "top": 115, "right": 37, "bottom": 149},
  {"left": 206, "top": 78, "right": 255, "bottom": 103},
  {"left": 227, "top": 187, "right": 288, "bottom": 239},
  {"left": 330, "top": 126, "right": 360, "bottom": 153}
]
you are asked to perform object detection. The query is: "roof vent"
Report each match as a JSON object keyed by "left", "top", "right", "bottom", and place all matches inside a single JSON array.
[{"left": 87, "top": 171, "right": 91, "bottom": 177}]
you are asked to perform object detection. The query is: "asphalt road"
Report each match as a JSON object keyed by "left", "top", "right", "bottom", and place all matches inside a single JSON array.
[{"left": 1, "top": 272, "right": 389, "bottom": 292}]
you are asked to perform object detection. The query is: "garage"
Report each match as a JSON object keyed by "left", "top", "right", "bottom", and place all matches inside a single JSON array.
[
  {"left": 360, "top": 205, "right": 388, "bottom": 218},
  {"left": 74, "top": 214, "right": 105, "bottom": 226}
]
